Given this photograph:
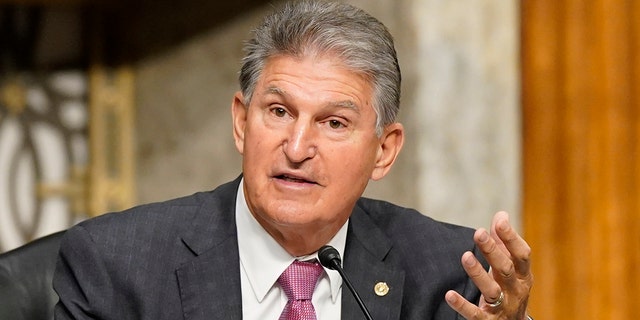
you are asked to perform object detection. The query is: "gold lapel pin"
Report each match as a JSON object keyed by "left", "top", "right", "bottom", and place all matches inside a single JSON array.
[{"left": 374, "top": 282, "right": 389, "bottom": 296}]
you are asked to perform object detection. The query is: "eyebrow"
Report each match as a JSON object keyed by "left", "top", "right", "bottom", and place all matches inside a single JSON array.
[
  {"left": 265, "top": 86, "right": 285, "bottom": 96},
  {"left": 264, "top": 86, "right": 360, "bottom": 113}
]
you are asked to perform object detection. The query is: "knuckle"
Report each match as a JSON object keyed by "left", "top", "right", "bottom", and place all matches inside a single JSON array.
[
  {"left": 513, "top": 244, "right": 532, "bottom": 262},
  {"left": 497, "top": 262, "right": 515, "bottom": 279},
  {"left": 521, "top": 244, "right": 532, "bottom": 258},
  {"left": 467, "top": 266, "right": 484, "bottom": 279},
  {"left": 480, "top": 239, "right": 497, "bottom": 255}
]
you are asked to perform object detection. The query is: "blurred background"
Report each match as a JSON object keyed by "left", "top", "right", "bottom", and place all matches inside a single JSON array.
[{"left": 0, "top": 0, "right": 637, "bottom": 319}]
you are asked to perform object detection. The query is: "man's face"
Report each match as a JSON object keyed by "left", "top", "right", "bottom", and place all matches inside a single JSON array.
[{"left": 232, "top": 54, "right": 403, "bottom": 239}]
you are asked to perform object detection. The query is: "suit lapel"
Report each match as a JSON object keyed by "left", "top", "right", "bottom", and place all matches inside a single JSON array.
[
  {"left": 176, "top": 178, "right": 243, "bottom": 320},
  {"left": 342, "top": 203, "right": 405, "bottom": 320}
]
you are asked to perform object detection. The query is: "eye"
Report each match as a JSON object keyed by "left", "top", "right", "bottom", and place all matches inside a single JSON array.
[
  {"left": 272, "top": 107, "right": 287, "bottom": 117},
  {"left": 328, "top": 119, "right": 346, "bottom": 129}
]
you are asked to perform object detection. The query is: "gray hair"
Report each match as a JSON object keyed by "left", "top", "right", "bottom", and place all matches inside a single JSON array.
[{"left": 239, "top": 0, "right": 401, "bottom": 135}]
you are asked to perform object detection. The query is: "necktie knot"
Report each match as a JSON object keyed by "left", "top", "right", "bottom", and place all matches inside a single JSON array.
[
  {"left": 277, "top": 259, "right": 324, "bottom": 320},
  {"left": 278, "top": 260, "right": 324, "bottom": 301}
]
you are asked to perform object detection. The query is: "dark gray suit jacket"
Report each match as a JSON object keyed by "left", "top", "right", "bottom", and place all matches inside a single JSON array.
[{"left": 53, "top": 177, "right": 487, "bottom": 319}]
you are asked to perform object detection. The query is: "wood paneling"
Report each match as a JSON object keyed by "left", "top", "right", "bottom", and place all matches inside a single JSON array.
[{"left": 522, "top": 0, "right": 640, "bottom": 319}]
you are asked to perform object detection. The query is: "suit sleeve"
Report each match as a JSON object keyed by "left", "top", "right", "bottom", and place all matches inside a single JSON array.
[{"left": 53, "top": 225, "right": 114, "bottom": 320}]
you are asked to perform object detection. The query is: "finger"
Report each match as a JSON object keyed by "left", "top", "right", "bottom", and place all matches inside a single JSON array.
[
  {"left": 460, "top": 251, "right": 501, "bottom": 304},
  {"left": 491, "top": 211, "right": 532, "bottom": 276},
  {"left": 445, "top": 290, "right": 483, "bottom": 319},
  {"left": 474, "top": 228, "right": 515, "bottom": 282},
  {"left": 489, "top": 212, "right": 510, "bottom": 255}
]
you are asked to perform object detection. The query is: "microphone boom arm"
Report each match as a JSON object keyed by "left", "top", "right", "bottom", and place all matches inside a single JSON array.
[{"left": 318, "top": 245, "right": 374, "bottom": 320}]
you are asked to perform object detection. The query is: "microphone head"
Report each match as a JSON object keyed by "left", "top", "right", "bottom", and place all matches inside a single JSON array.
[{"left": 318, "top": 245, "right": 342, "bottom": 270}]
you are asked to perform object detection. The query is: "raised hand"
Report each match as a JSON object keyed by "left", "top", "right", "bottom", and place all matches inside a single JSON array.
[{"left": 445, "top": 211, "right": 533, "bottom": 319}]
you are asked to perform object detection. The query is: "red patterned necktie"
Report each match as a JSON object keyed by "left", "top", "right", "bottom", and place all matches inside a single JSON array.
[{"left": 278, "top": 260, "right": 324, "bottom": 320}]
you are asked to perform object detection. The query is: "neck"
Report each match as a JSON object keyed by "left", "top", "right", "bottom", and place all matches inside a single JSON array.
[{"left": 255, "top": 217, "right": 345, "bottom": 257}]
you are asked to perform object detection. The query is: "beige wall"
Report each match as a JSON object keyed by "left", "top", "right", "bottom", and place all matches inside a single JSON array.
[{"left": 134, "top": 0, "right": 520, "bottom": 230}]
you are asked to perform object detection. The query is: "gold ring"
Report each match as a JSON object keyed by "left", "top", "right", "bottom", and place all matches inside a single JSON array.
[{"left": 486, "top": 291, "right": 504, "bottom": 308}]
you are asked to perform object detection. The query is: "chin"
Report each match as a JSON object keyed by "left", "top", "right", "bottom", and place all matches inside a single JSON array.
[{"left": 264, "top": 205, "right": 319, "bottom": 224}]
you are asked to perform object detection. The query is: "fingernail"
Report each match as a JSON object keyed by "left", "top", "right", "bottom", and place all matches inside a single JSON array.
[
  {"left": 497, "top": 212, "right": 510, "bottom": 232},
  {"left": 464, "top": 257, "right": 476, "bottom": 267},
  {"left": 446, "top": 292, "right": 457, "bottom": 303},
  {"left": 479, "top": 231, "right": 489, "bottom": 243}
]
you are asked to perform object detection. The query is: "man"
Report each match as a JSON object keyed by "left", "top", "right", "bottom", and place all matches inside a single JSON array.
[{"left": 54, "top": 1, "right": 533, "bottom": 319}]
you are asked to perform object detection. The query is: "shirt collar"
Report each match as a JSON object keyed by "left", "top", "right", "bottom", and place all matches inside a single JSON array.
[{"left": 235, "top": 178, "right": 348, "bottom": 303}]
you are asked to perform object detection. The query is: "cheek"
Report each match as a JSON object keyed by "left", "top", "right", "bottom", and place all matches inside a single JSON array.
[
  {"left": 327, "top": 144, "right": 378, "bottom": 179},
  {"left": 243, "top": 130, "right": 279, "bottom": 172},
  {"left": 345, "top": 138, "right": 379, "bottom": 165},
  {"left": 243, "top": 140, "right": 261, "bottom": 167},
  {"left": 246, "top": 135, "right": 271, "bottom": 157}
]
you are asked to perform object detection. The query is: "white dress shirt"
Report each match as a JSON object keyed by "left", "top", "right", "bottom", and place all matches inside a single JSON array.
[{"left": 236, "top": 179, "right": 348, "bottom": 320}]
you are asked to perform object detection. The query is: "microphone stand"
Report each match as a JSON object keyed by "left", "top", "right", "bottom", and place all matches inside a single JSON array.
[{"left": 318, "top": 245, "right": 374, "bottom": 320}]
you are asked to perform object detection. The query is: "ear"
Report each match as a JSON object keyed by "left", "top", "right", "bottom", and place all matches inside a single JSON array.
[
  {"left": 231, "top": 91, "right": 248, "bottom": 155},
  {"left": 371, "top": 122, "right": 405, "bottom": 181}
]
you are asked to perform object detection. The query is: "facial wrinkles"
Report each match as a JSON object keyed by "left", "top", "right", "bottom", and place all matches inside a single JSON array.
[
  {"left": 259, "top": 82, "right": 370, "bottom": 145},
  {"left": 260, "top": 56, "right": 370, "bottom": 108},
  {"left": 264, "top": 85, "right": 361, "bottom": 116},
  {"left": 252, "top": 55, "right": 380, "bottom": 179}
]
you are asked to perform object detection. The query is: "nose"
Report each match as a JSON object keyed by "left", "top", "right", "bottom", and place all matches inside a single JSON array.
[{"left": 283, "top": 121, "right": 317, "bottom": 163}]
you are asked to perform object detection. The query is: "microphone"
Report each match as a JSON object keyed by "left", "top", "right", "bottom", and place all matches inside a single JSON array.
[{"left": 318, "top": 245, "right": 374, "bottom": 320}]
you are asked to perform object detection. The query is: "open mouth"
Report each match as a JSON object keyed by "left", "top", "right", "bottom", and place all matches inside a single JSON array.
[{"left": 276, "top": 174, "right": 316, "bottom": 184}]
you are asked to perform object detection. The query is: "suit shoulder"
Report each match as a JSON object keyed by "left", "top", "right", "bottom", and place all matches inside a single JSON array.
[
  {"left": 355, "top": 197, "right": 477, "bottom": 245},
  {"left": 71, "top": 179, "right": 236, "bottom": 245},
  {"left": 77, "top": 191, "right": 209, "bottom": 230},
  {"left": 76, "top": 178, "right": 240, "bottom": 234}
]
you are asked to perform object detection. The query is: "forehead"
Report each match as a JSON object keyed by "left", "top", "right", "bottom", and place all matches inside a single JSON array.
[{"left": 256, "top": 54, "right": 374, "bottom": 105}]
